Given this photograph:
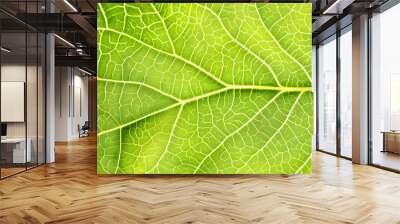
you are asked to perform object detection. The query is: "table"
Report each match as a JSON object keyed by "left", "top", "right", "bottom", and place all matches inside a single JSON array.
[
  {"left": 1, "top": 138, "right": 31, "bottom": 163},
  {"left": 381, "top": 131, "right": 400, "bottom": 154}
]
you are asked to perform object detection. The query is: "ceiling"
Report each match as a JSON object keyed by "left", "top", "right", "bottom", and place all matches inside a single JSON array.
[{"left": 0, "top": 0, "right": 392, "bottom": 75}]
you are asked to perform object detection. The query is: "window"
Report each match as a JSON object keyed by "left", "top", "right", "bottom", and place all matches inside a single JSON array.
[
  {"left": 370, "top": 3, "right": 400, "bottom": 171},
  {"left": 317, "top": 36, "right": 337, "bottom": 154},
  {"left": 339, "top": 27, "right": 352, "bottom": 158},
  {"left": 0, "top": 1, "right": 47, "bottom": 179}
]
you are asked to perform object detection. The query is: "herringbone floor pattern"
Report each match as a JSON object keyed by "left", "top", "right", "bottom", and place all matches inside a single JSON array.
[{"left": 1, "top": 135, "right": 400, "bottom": 224}]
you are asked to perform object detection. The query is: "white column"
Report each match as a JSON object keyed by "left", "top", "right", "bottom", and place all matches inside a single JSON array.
[
  {"left": 45, "top": 0, "right": 56, "bottom": 163},
  {"left": 46, "top": 32, "right": 55, "bottom": 163},
  {"left": 352, "top": 14, "right": 369, "bottom": 164}
]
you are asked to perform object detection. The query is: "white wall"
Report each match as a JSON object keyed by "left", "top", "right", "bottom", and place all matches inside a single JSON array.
[
  {"left": 55, "top": 67, "right": 70, "bottom": 141},
  {"left": 79, "top": 73, "right": 89, "bottom": 135},
  {"left": 54, "top": 67, "right": 89, "bottom": 141}
]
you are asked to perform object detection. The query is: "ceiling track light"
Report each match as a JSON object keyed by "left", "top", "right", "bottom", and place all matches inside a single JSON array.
[
  {"left": 1, "top": 47, "right": 11, "bottom": 53},
  {"left": 78, "top": 67, "right": 94, "bottom": 76},
  {"left": 54, "top": 34, "right": 75, "bottom": 48},
  {"left": 63, "top": 0, "right": 78, "bottom": 12},
  {"left": 322, "top": 0, "right": 355, "bottom": 15}
]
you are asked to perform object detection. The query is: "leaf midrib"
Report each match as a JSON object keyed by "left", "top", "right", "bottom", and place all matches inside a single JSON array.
[{"left": 97, "top": 83, "right": 311, "bottom": 137}]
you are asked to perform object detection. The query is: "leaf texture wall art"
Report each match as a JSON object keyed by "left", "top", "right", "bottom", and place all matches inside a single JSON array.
[{"left": 97, "top": 3, "right": 313, "bottom": 174}]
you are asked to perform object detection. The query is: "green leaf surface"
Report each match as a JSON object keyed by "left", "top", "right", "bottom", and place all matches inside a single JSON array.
[{"left": 97, "top": 3, "right": 313, "bottom": 174}]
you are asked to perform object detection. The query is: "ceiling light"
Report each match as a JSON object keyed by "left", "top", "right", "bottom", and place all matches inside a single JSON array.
[
  {"left": 322, "top": 0, "right": 354, "bottom": 15},
  {"left": 1, "top": 47, "right": 11, "bottom": 53},
  {"left": 54, "top": 34, "right": 75, "bottom": 48},
  {"left": 63, "top": 0, "right": 78, "bottom": 12},
  {"left": 78, "top": 67, "right": 93, "bottom": 76}
]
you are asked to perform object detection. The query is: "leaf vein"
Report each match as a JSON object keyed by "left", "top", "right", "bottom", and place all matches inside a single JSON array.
[
  {"left": 150, "top": 4, "right": 176, "bottom": 54},
  {"left": 238, "top": 92, "right": 305, "bottom": 172},
  {"left": 254, "top": 4, "right": 311, "bottom": 82},
  {"left": 98, "top": 77, "right": 181, "bottom": 102},
  {"left": 193, "top": 91, "right": 284, "bottom": 173},
  {"left": 97, "top": 27, "right": 228, "bottom": 87},
  {"left": 198, "top": 4, "right": 283, "bottom": 87},
  {"left": 147, "top": 104, "right": 184, "bottom": 173}
]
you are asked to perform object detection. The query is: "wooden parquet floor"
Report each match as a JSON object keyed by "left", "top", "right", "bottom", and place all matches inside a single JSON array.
[{"left": 1, "top": 135, "right": 400, "bottom": 224}]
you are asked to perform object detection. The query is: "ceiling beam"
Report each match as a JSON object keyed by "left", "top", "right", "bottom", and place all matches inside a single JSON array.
[
  {"left": 312, "top": 15, "right": 335, "bottom": 33},
  {"left": 67, "top": 13, "right": 96, "bottom": 46},
  {"left": 55, "top": 55, "right": 96, "bottom": 71}
]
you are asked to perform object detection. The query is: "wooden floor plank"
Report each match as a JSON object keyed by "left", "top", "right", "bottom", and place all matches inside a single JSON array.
[{"left": 1, "top": 135, "right": 400, "bottom": 223}]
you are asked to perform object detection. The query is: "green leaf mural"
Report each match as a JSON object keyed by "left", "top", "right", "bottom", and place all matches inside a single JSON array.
[{"left": 97, "top": 3, "right": 313, "bottom": 174}]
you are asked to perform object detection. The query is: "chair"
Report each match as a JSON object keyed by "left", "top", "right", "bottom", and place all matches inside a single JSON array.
[{"left": 79, "top": 121, "right": 90, "bottom": 138}]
